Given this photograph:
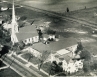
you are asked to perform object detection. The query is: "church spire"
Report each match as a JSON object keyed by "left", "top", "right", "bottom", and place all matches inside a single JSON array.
[
  {"left": 12, "top": 0, "right": 19, "bottom": 33},
  {"left": 11, "top": 0, "right": 18, "bottom": 45},
  {"left": 12, "top": 0, "right": 15, "bottom": 23}
]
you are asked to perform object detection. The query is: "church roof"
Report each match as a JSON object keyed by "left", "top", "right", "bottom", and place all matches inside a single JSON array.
[{"left": 16, "top": 25, "right": 38, "bottom": 41}]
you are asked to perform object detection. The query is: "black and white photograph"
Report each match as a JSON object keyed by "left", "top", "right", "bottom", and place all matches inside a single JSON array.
[{"left": 0, "top": 0, "right": 97, "bottom": 77}]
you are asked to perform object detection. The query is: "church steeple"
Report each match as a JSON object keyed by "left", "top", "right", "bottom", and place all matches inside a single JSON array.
[
  {"left": 12, "top": 0, "right": 19, "bottom": 33},
  {"left": 11, "top": 0, "right": 18, "bottom": 45}
]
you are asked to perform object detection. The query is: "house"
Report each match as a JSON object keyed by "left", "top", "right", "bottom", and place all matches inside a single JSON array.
[
  {"left": 64, "top": 60, "right": 83, "bottom": 74},
  {"left": 74, "top": 60, "right": 83, "bottom": 69},
  {"left": 66, "top": 59, "right": 78, "bottom": 74},
  {"left": 62, "top": 60, "right": 68, "bottom": 71}
]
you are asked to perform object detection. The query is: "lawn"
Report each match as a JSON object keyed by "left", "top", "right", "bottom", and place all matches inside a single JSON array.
[
  {"left": 21, "top": 53, "right": 39, "bottom": 64},
  {"left": 83, "top": 42, "right": 97, "bottom": 55},
  {"left": 21, "top": 52, "right": 52, "bottom": 74},
  {"left": 15, "top": 0, "right": 97, "bottom": 13},
  {"left": 41, "top": 62, "right": 51, "bottom": 74},
  {"left": 64, "top": 7, "right": 97, "bottom": 24}
]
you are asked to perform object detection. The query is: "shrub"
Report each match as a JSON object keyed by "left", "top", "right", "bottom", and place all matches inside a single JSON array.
[
  {"left": 13, "top": 41, "right": 25, "bottom": 50},
  {"left": 18, "top": 41, "right": 25, "bottom": 50}
]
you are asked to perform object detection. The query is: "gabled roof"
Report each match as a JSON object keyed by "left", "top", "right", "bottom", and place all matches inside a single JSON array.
[
  {"left": 32, "top": 37, "right": 77, "bottom": 53},
  {"left": 58, "top": 51, "right": 73, "bottom": 63},
  {"left": 16, "top": 25, "right": 38, "bottom": 41},
  {"left": 56, "top": 49, "right": 70, "bottom": 55}
]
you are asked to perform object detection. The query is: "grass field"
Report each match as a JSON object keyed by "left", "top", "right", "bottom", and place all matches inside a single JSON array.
[
  {"left": 64, "top": 7, "right": 97, "bottom": 24},
  {"left": 15, "top": 0, "right": 97, "bottom": 13}
]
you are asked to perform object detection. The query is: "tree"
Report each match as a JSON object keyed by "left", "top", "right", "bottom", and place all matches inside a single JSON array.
[
  {"left": 89, "top": 57, "right": 97, "bottom": 71},
  {"left": 82, "top": 55, "right": 97, "bottom": 73},
  {"left": 36, "top": 29, "right": 43, "bottom": 41},
  {"left": 12, "top": 41, "right": 25, "bottom": 54},
  {"left": 75, "top": 41, "right": 83, "bottom": 54},
  {"left": 85, "top": 6, "right": 86, "bottom": 9},
  {"left": 83, "top": 61, "right": 90, "bottom": 73},
  {"left": 80, "top": 49, "right": 91, "bottom": 61},
  {"left": 1, "top": 13, "right": 11, "bottom": 22},
  {"left": 18, "top": 41, "right": 25, "bottom": 50},
  {"left": 49, "top": 61, "right": 57, "bottom": 75},
  {"left": 38, "top": 51, "right": 50, "bottom": 70},
  {"left": 49, "top": 61, "right": 63, "bottom": 75},
  {"left": 0, "top": 45, "right": 10, "bottom": 58},
  {"left": 67, "top": 7, "right": 69, "bottom": 12},
  {"left": 0, "top": 25, "right": 11, "bottom": 46}
]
